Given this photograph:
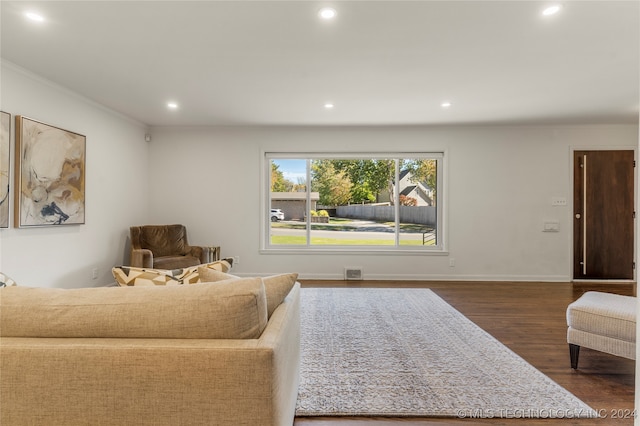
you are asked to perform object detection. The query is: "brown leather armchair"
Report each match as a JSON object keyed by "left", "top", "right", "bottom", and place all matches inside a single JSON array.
[{"left": 129, "top": 224, "right": 219, "bottom": 269}]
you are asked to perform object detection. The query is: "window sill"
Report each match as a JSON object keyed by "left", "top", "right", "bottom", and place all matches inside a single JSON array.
[{"left": 260, "top": 247, "right": 449, "bottom": 256}]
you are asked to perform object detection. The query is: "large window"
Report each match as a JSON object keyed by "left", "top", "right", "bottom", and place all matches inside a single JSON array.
[{"left": 263, "top": 153, "right": 445, "bottom": 253}]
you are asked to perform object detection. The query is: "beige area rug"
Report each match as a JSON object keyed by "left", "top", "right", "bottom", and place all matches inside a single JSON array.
[{"left": 295, "top": 287, "right": 597, "bottom": 419}]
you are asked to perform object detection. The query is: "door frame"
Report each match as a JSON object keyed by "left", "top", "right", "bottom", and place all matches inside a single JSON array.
[{"left": 569, "top": 145, "right": 637, "bottom": 283}]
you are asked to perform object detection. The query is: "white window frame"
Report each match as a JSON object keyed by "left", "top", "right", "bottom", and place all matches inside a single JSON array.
[{"left": 261, "top": 151, "right": 448, "bottom": 255}]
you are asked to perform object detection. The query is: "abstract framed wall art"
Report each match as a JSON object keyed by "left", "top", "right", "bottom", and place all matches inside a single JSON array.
[
  {"left": 0, "top": 111, "right": 10, "bottom": 228},
  {"left": 15, "top": 116, "right": 86, "bottom": 227}
]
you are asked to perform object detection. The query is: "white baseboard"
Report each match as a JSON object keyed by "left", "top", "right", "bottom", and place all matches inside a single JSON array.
[{"left": 235, "top": 272, "right": 572, "bottom": 282}]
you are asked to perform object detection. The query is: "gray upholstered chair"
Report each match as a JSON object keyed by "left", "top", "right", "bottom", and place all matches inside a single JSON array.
[
  {"left": 566, "top": 291, "right": 636, "bottom": 369},
  {"left": 129, "top": 224, "right": 219, "bottom": 269}
]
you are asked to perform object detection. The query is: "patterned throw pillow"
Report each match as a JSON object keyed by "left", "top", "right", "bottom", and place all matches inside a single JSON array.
[
  {"left": 112, "top": 259, "right": 233, "bottom": 286},
  {"left": 112, "top": 266, "right": 183, "bottom": 286},
  {"left": 0, "top": 272, "right": 17, "bottom": 287},
  {"left": 180, "top": 259, "right": 234, "bottom": 284}
]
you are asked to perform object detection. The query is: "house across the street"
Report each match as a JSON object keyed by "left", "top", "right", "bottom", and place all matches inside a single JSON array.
[{"left": 271, "top": 192, "right": 320, "bottom": 220}]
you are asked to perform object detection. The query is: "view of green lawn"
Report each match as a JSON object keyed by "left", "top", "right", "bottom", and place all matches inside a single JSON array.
[
  {"left": 270, "top": 218, "right": 431, "bottom": 232},
  {"left": 270, "top": 218, "right": 436, "bottom": 246},
  {"left": 271, "top": 235, "right": 427, "bottom": 245}
]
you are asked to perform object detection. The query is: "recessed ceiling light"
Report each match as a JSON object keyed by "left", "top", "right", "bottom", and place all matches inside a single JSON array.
[
  {"left": 167, "top": 102, "right": 178, "bottom": 110},
  {"left": 542, "top": 4, "right": 562, "bottom": 16},
  {"left": 324, "top": 103, "right": 334, "bottom": 109},
  {"left": 24, "top": 11, "right": 45, "bottom": 22},
  {"left": 318, "top": 7, "right": 337, "bottom": 20},
  {"left": 441, "top": 102, "right": 452, "bottom": 108}
]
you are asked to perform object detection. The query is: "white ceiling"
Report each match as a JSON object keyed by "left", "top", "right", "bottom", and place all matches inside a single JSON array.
[{"left": 1, "top": 1, "right": 638, "bottom": 127}]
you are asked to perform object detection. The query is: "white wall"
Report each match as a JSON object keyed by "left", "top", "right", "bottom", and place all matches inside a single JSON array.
[
  {"left": 148, "top": 124, "right": 638, "bottom": 281},
  {"left": 1, "top": 60, "right": 636, "bottom": 285},
  {"left": 0, "top": 61, "right": 150, "bottom": 288}
]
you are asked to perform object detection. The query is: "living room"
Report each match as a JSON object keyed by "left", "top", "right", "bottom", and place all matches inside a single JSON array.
[
  {"left": 1, "top": 1, "right": 637, "bottom": 289},
  {"left": 0, "top": 1, "right": 638, "bottom": 424}
]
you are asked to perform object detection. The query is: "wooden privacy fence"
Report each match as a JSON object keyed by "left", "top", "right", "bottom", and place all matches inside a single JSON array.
[{"left": 336, "top": 205, "right": 436, "bottom": 227}]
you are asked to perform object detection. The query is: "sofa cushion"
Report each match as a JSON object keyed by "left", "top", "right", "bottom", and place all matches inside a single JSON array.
[
  {"left": 186, "top": 259, "right": 233, "bottom": 283},
  {"left": 197, "top": 269, "right": 298, "bottom": 318},
  {"left": 0, "top": 272, "right": 17, "bottom": 287},
  {"left": 197, "top": 267, "right": 239, "bottom": 282},
  {"left": 0, "top": 278, "right": 268, "bottom": 339},
  {"left": 567, "top": 291, "right": 636, "bottom": 343},
  {"left": 262, "top": 273, "right": 298, "bottom": 318},
  {"left": 112, "top": 259, "right": 233, "bottom": 286}
]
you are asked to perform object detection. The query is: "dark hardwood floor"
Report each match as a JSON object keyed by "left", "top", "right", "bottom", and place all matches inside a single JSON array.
[{"left": 294, "top": 280, "right": 636, "bottom": 426}]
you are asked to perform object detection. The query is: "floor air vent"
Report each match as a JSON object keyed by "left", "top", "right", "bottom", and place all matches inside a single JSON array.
[{"left": 344, "top": 267, "right": 363, "bottom": 280}]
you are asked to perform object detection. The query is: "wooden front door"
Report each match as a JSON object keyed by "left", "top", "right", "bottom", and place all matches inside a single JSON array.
[{"left": 573, "top": 150, "right": 635, "bottom": 280}]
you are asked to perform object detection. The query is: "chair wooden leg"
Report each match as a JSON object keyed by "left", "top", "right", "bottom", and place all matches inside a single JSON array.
[{"left": 569, "top": 344, "right": 580, "bottom": 369}]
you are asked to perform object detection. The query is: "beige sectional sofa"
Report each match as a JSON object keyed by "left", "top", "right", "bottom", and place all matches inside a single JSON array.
[{"left": 0, "top": 278, "right": 300, "bottom": 426}]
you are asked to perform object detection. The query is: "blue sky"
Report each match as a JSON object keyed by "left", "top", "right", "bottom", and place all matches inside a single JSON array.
[{"left": 273, "top": 159, "right": 307, "bottom": 183}]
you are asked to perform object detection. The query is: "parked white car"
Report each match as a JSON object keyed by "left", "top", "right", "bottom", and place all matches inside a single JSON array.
[{"left": 270, "top": 208, "right": 285, "bottom": 222}]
